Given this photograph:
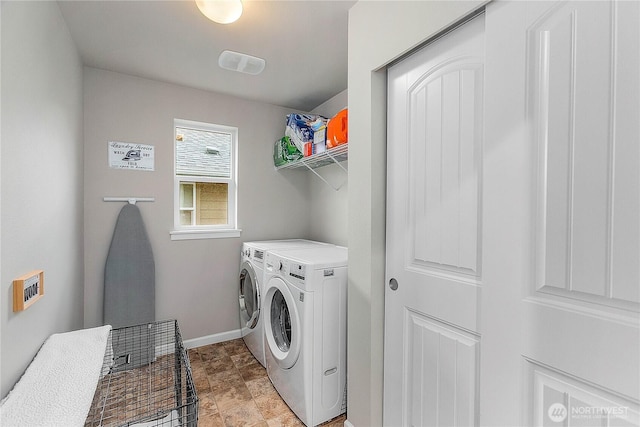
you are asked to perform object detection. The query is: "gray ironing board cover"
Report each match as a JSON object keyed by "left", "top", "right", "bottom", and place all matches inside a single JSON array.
[{"left": 104, "top": 203, "right": 155, "bottom": 328}]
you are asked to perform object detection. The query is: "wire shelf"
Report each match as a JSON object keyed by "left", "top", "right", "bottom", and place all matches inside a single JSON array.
[
  {"left": 275, "top": 144, "right": 348, "bottom": 171},
  {"left": 276, "top": 144, "right": 348, "bottom": 190}
]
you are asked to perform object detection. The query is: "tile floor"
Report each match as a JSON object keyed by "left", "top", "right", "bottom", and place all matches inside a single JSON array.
[{"left": 188, "top": 339, "right": 347, "bottom": 427}]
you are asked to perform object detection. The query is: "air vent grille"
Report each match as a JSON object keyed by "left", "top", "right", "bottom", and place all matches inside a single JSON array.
[{"left": 218, "top": 50, "right": 265, "bottom": 75}]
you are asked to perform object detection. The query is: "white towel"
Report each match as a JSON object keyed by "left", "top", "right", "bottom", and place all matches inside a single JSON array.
[{"left": 0, "top": 325, "right": 111, "bottom": 427}]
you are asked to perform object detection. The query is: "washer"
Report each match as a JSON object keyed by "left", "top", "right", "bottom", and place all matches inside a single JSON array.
[
  {"left": 239, "top": 240, "right": 331, "bottom": 367},
  {"left": 263, "top": 246, "right": 348, "bottom": 426}
]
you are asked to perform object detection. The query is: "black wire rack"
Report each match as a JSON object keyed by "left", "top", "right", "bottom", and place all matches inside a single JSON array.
[{"left": 84, "top": 320, "right": 198, "bottom": 427}]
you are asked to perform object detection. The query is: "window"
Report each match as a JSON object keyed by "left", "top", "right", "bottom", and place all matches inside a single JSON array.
[{"left": 171, "top": 119, "right": 239, "bottom": 240}]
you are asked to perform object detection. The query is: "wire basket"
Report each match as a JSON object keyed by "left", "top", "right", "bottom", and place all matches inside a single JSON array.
[{"left": 84, "top": 320, "right": 198, "bottom": 427}]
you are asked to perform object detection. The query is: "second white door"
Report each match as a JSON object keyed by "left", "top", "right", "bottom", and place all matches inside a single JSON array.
[
  {"left": 384, "top": 14, "right": 485, "bottom": 426},
  {"left": 384, "top": 1, "right": 639, "bottom": 425}
]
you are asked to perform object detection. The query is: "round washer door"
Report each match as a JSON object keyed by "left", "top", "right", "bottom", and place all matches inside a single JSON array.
[
  {"left": 264, "top": 277, "right": 301, "bottom": 369},
  {"left": 239, "top": 261, "right": 260, "bottom": 329}
]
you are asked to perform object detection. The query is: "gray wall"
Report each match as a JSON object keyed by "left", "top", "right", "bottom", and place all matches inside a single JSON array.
[
  {"left": 346, "top": 1, "right": 484, "bottom": 425},
  {"left": 83, "top": 68, "right": 313, "bottom": 340},
  {"left": 1, "top": 1, "right": 85, "bottom": 397},
  {"left": 310, "top": 90, "right": 348, "bottom": 247}
]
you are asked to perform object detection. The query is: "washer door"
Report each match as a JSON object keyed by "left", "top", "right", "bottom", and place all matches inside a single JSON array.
[
  {"left": 239, "top": 261, "right": 260, "bottom": 330},
  {"left": 264, "top": 277, "right": 301, "bottom": 369}
]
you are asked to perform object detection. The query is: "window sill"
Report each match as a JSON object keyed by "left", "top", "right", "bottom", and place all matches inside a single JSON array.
[{"left": 170, "top": 228, "right": 242, "bottom": 241}]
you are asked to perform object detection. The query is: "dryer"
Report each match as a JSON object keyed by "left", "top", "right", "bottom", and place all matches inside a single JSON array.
[
  {"left": 239, "top": 240, "right": 331, "bottom": 367},
  {"left": 263, "top": 246, "right": 348, "bottom": 426}
]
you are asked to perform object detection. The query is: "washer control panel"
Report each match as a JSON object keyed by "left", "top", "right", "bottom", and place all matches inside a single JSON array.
[
  {"left": 289, "top": 263, "right": 306, "bottom": 280},
  {"left": 265, "top": 253, "right": 307, "bottom": 285}
]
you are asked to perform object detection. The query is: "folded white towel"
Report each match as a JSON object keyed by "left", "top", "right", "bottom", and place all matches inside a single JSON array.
[{"left": 0, "top": 325, "right": 111, "bottom": 427}]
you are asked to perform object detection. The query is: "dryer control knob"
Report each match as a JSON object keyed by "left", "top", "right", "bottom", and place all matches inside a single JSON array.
[{"left": 277, "top": 261, "right": 283, "bottom": 271}]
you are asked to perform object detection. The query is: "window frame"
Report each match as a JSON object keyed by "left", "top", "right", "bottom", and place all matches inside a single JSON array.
[
  {"left": 178, "top": 181, "right": 196, "bottom": 226},
  {"left": 170, "top": 118, "right": 240, "bottom": 240}
]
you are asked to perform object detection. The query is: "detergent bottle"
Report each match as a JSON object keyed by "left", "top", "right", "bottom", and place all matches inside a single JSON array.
[{"left": 327, "top": 108, "right": 348, "bottom": 149}]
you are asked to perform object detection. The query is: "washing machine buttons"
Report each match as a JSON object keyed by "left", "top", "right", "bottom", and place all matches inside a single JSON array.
[{"left": 290, "top": 263, "right": 306, "bottom": 280}]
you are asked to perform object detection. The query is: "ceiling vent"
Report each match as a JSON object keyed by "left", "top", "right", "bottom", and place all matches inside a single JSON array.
[{"left": 218, "top": 50, "right": 265, "bottom": 75}]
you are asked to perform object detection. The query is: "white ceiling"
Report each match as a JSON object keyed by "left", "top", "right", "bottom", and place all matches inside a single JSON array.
[{"left": 57, "top": 0, "right": 356, "bottom": 112}]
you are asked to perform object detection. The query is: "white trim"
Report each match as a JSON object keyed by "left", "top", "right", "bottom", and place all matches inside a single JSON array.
[
  {"left": 170, "top": 228, "right": 242, "bottom": 241},
  {"left": 343, "top": 419, "right": 354, "bottom": 427},
  {"left": 175, "top": 118, "right": 238, "bottom": 135},
  {"left": 183, "top": 328, "right": 242, "bottom": 349},
  {"left": 178, "top": 182, "right": 196, "bottom": 225}
]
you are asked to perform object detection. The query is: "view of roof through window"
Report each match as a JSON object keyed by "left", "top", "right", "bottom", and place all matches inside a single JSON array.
[{"left": 176, "top": 127, "right": 231, "bottom": 178}]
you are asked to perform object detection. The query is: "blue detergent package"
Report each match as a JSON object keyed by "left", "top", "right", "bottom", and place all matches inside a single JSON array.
[{"left": 285, "top": 113, "right": 327, "bottom": 152}]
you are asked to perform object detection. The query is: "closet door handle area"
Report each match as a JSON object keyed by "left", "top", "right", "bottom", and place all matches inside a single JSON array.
[{"left": 388, "top": 278, "right": 398, "bottom": 291}]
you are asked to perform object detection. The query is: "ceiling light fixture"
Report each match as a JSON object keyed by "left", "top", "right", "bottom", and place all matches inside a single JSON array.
[
  {"left": 196, "top": 0, "right": 243, "bottom": 24},
  {"left": 218, "top": 50, "right": 265, "bottom": 75}
]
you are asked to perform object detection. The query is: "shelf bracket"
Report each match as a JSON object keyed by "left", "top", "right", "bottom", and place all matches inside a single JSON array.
[
  {"left": 301, "top": 162, "right": 346, "bottom": 191},
  {"left": 103, "top": 197, "right": 155, "bottom": 205},
  {"left": 324, "top": 149, "right": 348, "bottom": 173}
]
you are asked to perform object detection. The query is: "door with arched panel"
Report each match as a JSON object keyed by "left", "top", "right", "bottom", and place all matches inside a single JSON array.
[{"left": 384, "top": 2, "right": 639, "bottom": 425}]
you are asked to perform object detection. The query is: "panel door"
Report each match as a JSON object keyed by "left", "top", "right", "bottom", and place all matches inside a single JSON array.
[
  {"left": 481, "top": 1, "right": 639, "bottom": 425},
  {"left": 384, "top": 15, "right": 485, "bottom": 426},
  {"left": 384, "top": 1, "right": 639, "bottom": 426}
]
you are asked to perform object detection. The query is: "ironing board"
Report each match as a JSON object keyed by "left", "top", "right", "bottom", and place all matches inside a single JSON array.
[{"left": 104, "top": 203, "right": 155, "bottom": 369}]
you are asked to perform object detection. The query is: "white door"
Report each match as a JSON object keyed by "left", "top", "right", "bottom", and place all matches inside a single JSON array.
[
  {"left": 384, "top": 14, "right": 485, "bottom": 426},
  {"left": 264, "top": 277, "right": 302, "bottom": 370},
  {"left": 481, "top": 1, "right": 639, "bottom": 425},
  {"left": 384, "top": 1, "right": 640, "bottom": 426},
  {"left": 239, "top": 261, "right": 259, "bottom": 333}
]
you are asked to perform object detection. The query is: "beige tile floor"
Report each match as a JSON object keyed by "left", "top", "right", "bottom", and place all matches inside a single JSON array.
[{"left": 188, "top": 339, "right": 346, "bottom": 427}]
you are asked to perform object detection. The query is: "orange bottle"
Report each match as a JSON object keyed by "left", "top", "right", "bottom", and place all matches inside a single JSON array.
[{"left": 327, "top": 108, "right": 348, "bottom": 149}]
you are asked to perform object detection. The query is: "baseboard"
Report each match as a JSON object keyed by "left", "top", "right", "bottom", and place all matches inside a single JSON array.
[
  {"left": 183, "top": 329, "right": 242, "bottom": 349},
  {"left": 343, "top": 419, "right": 354, "bottom": 427}
]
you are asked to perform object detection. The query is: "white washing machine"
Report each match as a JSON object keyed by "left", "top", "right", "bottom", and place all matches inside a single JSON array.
[
  {"left": 263, "top": 246, "right": 348, "bottom": 426},
  {"left": 239, "top": 240, "right": 331, "bottom": 367}
]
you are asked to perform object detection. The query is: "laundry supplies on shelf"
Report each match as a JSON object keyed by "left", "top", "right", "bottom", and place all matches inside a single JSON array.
[
  {"left": 327, "top": 108, "right": 348, "bottom": 149},
  {"left": 273, "top": 136, "right": 303, "bottom": 167},
  {"left": 285, "top": 113, "right": 328, "bottom": 157},
  {"left": 274, "top": 110, "right": 348, "bottom": 191}
]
